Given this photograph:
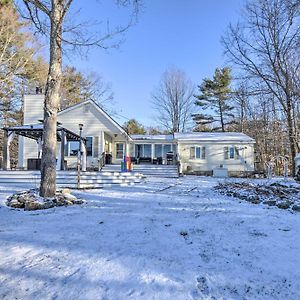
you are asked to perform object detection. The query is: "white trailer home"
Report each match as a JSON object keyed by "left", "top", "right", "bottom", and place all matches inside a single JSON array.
[{"left": 4, "top": 94, "right": 255, "bottom": 177}]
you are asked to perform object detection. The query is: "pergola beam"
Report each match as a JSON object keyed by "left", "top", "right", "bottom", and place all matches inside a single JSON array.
[{"left": 2, "top": 124, "right": 86, "bottom": 170}]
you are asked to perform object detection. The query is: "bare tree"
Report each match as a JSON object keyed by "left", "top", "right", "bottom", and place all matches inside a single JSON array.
[
  {"left": 15, "top": 0, "right": 141, "bottom": 197},
  {"left": 152, "top": 67, "right": 195, "bottom": 133},
  {"left": 222, "top": 0, "right": 300, "bottom": 175},
  {"left": 60, "top": 66, "right": 114, "bottom": 110}
]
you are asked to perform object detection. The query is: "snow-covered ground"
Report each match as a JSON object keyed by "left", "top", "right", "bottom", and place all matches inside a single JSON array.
[{"left": 0, "top": 176, "right": 300, "bottom": 300}]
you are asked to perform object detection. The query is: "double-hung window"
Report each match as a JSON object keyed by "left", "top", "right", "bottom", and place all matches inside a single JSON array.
[
  {"left": 224, "top": 146, "right": 239, "bottom": 160},
  {"left": 190, "top": 146, "right": 206, "bottom": 159},
  {"left": 116, "top": 143, "right": 124, "bottom": 159}
]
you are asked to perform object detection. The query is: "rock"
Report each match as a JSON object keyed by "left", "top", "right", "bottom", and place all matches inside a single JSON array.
[
  {"left": 64, "top": 200, "right": 74, "bottom": 206},
  {"left": 63, "top": 193, "right": 77, "bottom": 201},
  {"left": 72, "top": 198, "right": 85, "bottom": 205},
  {"left": 292, "top": 204, "right": 300, "bottom": 212},
  {"left": 276, "top": 201, "right": 293, "bottom": 210},
  {"left": 42, "top": 200, "right": 56, "bottom": 209},
  {"left": 6, "top": 189, "right": 85, "bottom": 211},
  {"left": 17, "top": 196, "right": 30, "bottom": 204},
  {"left": 24, "top": 201, "right": 44, "bottom": 211},
  {"left": 61, "top": 188, "right": 71, "bottom": 194},
  {"left": 246, "top": 195, "right": 261, "bottom": 204},
  {"left": 263, "top": 200, "right": 277, "bottom": 206},
  {"left": 8, "top": 199, "right": 24, "bottom": 209}
]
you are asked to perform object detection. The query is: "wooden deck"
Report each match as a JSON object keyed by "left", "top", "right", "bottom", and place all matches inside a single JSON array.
[{"left": 0, "top": 170, "right": 143, "bottom": 189}]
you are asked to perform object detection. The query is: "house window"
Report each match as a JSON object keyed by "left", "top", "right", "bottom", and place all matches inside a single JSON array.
[
  {"left": 190, "top": 146, "right": 206, "bottom": 159},
  {"left": 154, "top": 144, "right": 162, "bottom": 158},
  {"left": 135, "top": 144, "right": 152, "bottom": 158},
  {"left": 86, "top": 137, "right": 93, "bottom": 157},
  {"left": 116, "top": 143, "right": 124, "bottom": 159},
  {"left": 163, "top": 144, "right": 172, "bottom": 158},
  {"left": 69, "top": 141, "right": 79, "bottom": 156},
  {"left": 229, "top": 147, "right": 235, "bottom": 159},
  {"left": 225, "top": 146, "right": 238, "bottom": 159},
  {"left": 195, "top": 147, "right": 201, "bottom": 159}
]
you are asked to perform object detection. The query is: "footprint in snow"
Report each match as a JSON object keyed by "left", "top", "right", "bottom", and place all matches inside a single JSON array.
[
  {"left": 190, "top": 276, "right": 210, "bottom": 299},
  {"left": 196, "top": 276, "right": 209, "bottom": 295}
]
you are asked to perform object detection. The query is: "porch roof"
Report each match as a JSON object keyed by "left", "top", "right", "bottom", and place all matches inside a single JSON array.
[{"left": 3, "top": 123, "right": 86, "bottom": 142}]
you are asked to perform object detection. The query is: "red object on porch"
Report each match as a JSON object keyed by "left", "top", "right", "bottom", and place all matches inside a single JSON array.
[{"left": 122, "top": 156, "right": 132, "bottom": 172}]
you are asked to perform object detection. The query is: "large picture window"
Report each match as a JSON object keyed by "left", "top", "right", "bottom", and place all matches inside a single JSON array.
[
  {"left": 163, "top": 144, "right": 172, "bottom": 157},
  {"left": 116, "top": 143, "right": 124, "bottom": 159},
  {"left": 154, "top": 144, "right": 162, "bottom": 157},
  {"left": 135, "top": 144, "right": 152, "bottom": 158}
]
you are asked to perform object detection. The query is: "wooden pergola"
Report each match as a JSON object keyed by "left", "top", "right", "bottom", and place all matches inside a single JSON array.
[{"left": 2, "top": 123, "right": 86, "bottom": 171}]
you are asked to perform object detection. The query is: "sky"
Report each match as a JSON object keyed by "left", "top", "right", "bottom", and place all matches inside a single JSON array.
[{"left": 66, "top": 0, "right": 245, "bottom": 127}]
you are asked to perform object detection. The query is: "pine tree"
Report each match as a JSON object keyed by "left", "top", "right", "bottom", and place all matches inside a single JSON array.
[
  {"left": 123, "top": 119, "right": 146, "bottom": 134},
  {"left": 193, "top": 67, "right": 234, "bottom": 132}
]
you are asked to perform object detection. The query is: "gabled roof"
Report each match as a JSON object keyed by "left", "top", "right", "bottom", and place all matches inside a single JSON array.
[
  {"left": 174, "top": 132, "right": 255, "bottom": 143},
  {"left": 58, "top": 100, "right": 131, "bottom": 140}
]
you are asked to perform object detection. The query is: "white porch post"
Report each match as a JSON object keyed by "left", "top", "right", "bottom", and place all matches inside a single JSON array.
[
  {"left": 3, "top": 131, "right": 15, "bottom": 170},
  {"left": 126, "top": 142, "right": 130, "bottom": 156},
  {"left": 81, "top": 140, "right": 87, "bottom": 172},
  {"left": 100, "top": 131, "right": 105, "bottom": 155},
  {"left": 151, "top": 144, "right": 155, "bottom": 160}
]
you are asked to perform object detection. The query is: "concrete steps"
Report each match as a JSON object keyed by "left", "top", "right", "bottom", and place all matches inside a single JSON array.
[
  {"left": 0, "top": 170, "right": 143, "bottom": 189},
  {"left": 101, "top": 164, "right": 179, "bottom": 178}
]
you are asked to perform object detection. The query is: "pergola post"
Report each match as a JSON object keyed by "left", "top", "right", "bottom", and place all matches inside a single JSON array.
[
  {"left": 3, "top": 130, "right": 8, "bottom": 170},
  {"left": 60, "top": 130, "right": 65, "bottom": 170}
]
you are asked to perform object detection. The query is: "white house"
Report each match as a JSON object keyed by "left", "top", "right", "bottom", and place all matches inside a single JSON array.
[{"left": 14, "top": 94, "right": 255, "bottom": 175}]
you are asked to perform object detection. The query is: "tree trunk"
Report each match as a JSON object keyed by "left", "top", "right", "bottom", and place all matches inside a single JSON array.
[
  {"left": 40, "top": 1, "right": 63, "bottom": 197},
  {"left": 219, "top": 100, "right": 225, "bottom": 132},
  {"left": 286, "top": 99, "right": 297, "bottom": 176}
]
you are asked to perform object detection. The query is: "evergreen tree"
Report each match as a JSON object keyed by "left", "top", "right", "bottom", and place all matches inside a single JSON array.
[
  {"left": 193, "top": 67, "right": 234, "bottom": 132},
  {"left": 123, "top": 119, "right": 146, "bottom": 134}
]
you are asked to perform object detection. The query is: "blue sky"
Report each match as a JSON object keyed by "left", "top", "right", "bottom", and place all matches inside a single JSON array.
[{"left": 68, "top": 0, "right": 245, "bottom": 127}]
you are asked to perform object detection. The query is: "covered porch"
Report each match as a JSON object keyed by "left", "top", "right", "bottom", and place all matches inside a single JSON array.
[
  {"left": 2, "top": 123, "right": 86, "bottom": 171},
  {"left": 128, "top": 135, "right": 178, "bottom": 165}
]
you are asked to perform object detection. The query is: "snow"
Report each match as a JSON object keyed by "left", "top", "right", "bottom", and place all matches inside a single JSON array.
[
  {"left": 4, "top": 123, "right": 44, "bottom": 130},
  {"left": 0, "top": 176, "right": 300, "bottom": 299},
  {"left": 131, "top": 134, "right": 174, "bottom": 141},
  {"left": 130, "top": 132, "right": 255, "bottom": 143},
  {"left": 174, "top": 132, "right": 255, "bottom": 143}
]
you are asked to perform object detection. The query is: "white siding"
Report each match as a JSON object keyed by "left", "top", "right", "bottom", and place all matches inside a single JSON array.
[
  {"left": 20, "top": 95, "right": 44, "bottom": 168},
  {"left": 58, "top": 103, "right": 129, "bottom": 167},
  {"left": 58, "top": 102, "right": 123, "bottom": 136},
  {"left": 22, "top": 138, "right": 39, "bottom": 169},
  {"left": 23, "top": 94, "right": 44, "bottom": 125},
  {"left": 178, "top": 142, "right": 255, "bottom": 173}
]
